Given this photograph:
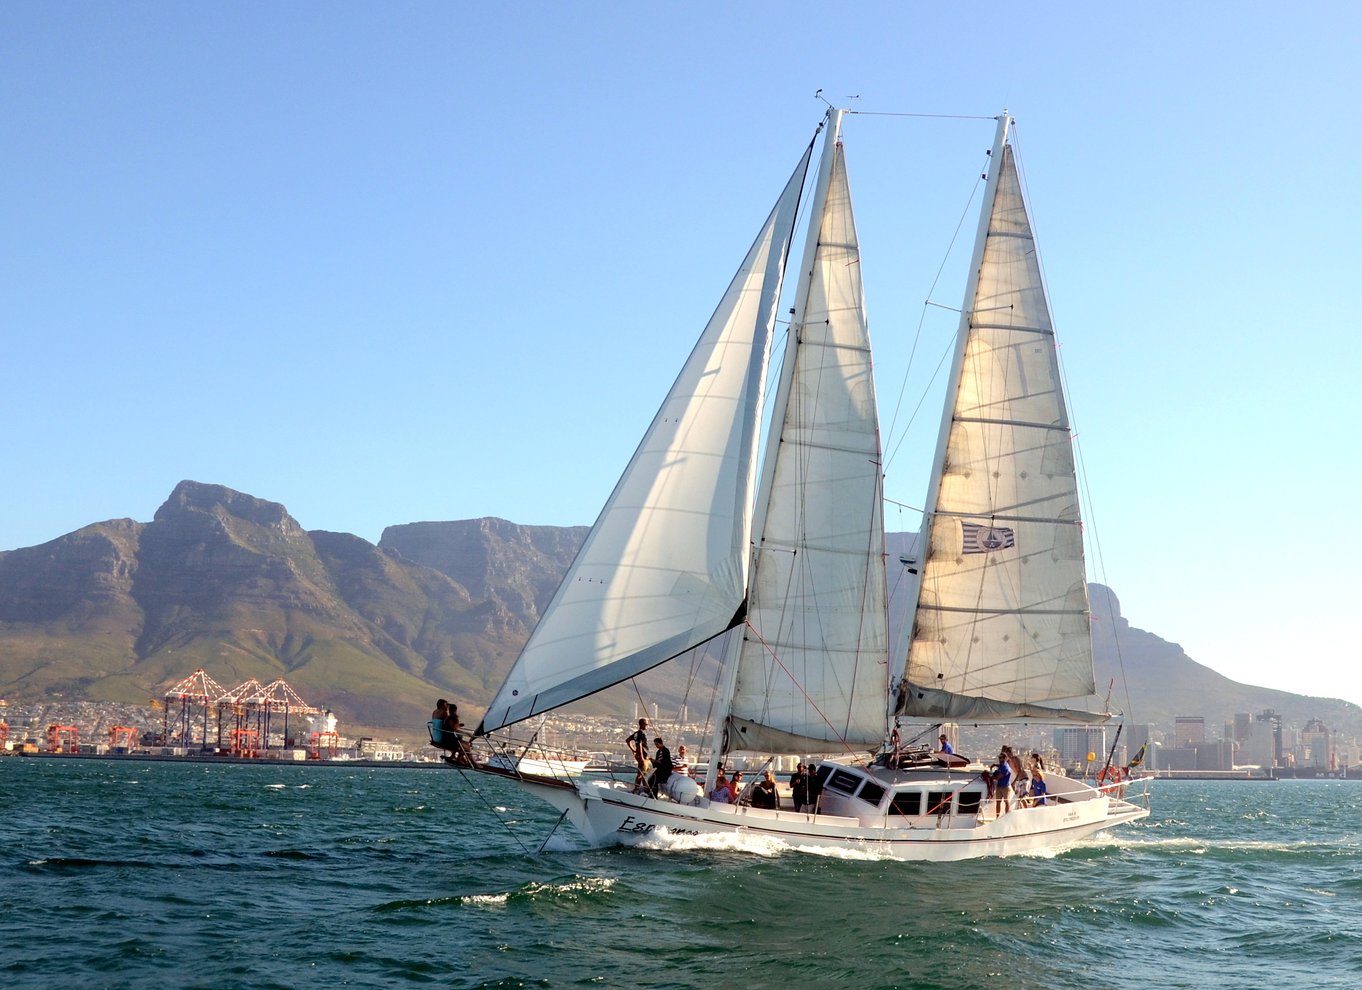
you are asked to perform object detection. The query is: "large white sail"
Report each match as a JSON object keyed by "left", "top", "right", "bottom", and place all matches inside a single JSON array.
[
  {"left": 725, "top": 138, "right": 891, "bottom": 754},
  {"left": 898, "top": 139, "right": 1102, "bottom": 724},
  {"left": 478, "top": 144, "right": 814, "bottom": 735}
]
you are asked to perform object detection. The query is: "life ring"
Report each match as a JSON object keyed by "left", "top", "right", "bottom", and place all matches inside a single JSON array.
[{"left": 1097, "top": 765, "right": 1127, "bottom": 796}]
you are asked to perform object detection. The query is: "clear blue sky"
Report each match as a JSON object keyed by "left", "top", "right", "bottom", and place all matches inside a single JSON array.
[{"left": 3, "top": 3, "right": 1359, "bottom": 709}]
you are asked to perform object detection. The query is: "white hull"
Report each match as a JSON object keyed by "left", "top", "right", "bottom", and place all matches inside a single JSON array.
[
  {"left": 484, "top": 752, "right": 590, "bottom": 777},
  {"left": 514, "top": 771, "right": 1148, "bottom": 862}
]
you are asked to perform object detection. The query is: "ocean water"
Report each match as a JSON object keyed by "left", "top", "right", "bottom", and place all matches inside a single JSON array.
[{"left": 2, "top": 758, "right": 1359, "bottom": 990}]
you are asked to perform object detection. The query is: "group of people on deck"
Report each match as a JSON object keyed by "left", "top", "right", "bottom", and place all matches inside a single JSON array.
[
  {"left": 623, "top": 719, "right": 1058, "bottom": 818},
  {"left": 626, "top": 718, "right": 693, "bottom": 797},
  {"left": 984, "top": 745, "right": 1049, "bottom": 816},
  {"left": 626, "top": 718, "right": 824, "bottom": 811}
]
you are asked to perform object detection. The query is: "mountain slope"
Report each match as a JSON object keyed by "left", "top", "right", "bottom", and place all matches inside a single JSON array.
[{"left": 1, "top": 481, "right": 1357, "bottom": 738}]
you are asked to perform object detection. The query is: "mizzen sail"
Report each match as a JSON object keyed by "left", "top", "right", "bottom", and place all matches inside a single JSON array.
[{"left": 898, "top": 137, "right": 1103, "bottom": 724}]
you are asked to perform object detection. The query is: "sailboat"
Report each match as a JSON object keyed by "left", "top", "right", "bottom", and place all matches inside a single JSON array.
[{"left": 469, "top": 108, "right": 1148, "bottom": 860}]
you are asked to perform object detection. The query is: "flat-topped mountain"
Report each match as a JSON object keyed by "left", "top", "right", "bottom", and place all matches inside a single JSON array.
[{"left": 1, "top": 480, "right": 1357, "bottom": 737}]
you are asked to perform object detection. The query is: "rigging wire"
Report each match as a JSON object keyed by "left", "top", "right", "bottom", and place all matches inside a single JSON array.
[
  {"left": 881, "top": 147, "right": 992, "bottom": 478},
  {"left": 1010, "top": 123, "right": 1138, "bottom": 724},
  {"left": 847, "top": 110, "right": 998, "bottom": 121},
  {"left": 449, "top": 763, "right": 535, "bottom": 856},
  {"left": 741, "top": 619, "right": 868, "bottom": 761}
]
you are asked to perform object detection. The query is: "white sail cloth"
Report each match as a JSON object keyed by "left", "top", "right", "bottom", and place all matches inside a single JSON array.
[
  {"left": 726, "top": 144, "right": 890, "bottom": 753},
  {"left": 900, "top": 143, "right": 1102, "bottom": 723},
  {"left": 478, "top": 145, "right": 814, "bottom": 735}
]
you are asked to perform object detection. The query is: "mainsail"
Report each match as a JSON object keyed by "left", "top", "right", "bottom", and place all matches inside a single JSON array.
[
  {"left": 477, "top": 142, "right": 814, "bottom": 735},
  {"left": 724, "top": 132, "right": 891, "bottom": 754},
  {"left": 898, "top": 128, "right": 1104, "bottom": 724}
]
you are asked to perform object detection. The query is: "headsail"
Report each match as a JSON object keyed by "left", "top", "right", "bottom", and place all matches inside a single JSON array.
[
  {"left": 725, "top": 129, "right": 890, "bottom": 754},
  {"left": 897, "top": 123, "right": 1104, "bottom": 725},
  {"left": 477, "top": 141, "right": 814, "bottom": 735}
]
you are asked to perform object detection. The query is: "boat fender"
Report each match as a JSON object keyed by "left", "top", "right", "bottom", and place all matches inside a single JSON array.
[{"left": 665, "top": 774, "right": 703, "bottom": 806}]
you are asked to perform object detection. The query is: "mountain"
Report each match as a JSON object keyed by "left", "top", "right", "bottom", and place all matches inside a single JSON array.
[
  {"left": 1, "top": 482, "right": 483, "bottom": 730},
  {"left": 1, "top": 480, "right": 1358, "bottom": 739}
]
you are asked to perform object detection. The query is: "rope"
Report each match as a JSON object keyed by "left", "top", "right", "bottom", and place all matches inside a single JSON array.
[
  {"left": 847, "top": 110, "right": 997, "bottom": 121},
  {"left": 450, "top": 763, "right": 534, "bottom": 856},
  {"left": 882, "top": 147, "right": 991, "bottom": 475},
  {"left": 742, "top": 619, "right": 864, "bottom": 761},
  {"left": 537, "top": 809, "right": 570, "bottom": 855}
]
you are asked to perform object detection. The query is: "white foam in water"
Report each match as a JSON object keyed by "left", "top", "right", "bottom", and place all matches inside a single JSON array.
[
  {"left": 627, "top": 825, "right": 909, "bottom": 861},
  {"left": 1101, "top": 833, "right": 1325, "bottom": 856},
  {"left": 462, "top": 876, "right": 615, "bottom": 908},
  {"left": 629, "top": 826, "right": 788, "bottom": 857},
  {"left": 527, "top": 876, "right": 615, "bottom": 897},
  {"left": 794, "top": 842, "right": 900, "bottom": 862}
]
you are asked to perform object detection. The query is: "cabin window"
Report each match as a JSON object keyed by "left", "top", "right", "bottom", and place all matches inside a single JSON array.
[
  {"left": 956, "top": 790, "right": 983, "bottom": 815},
  {"left": 889, "top": 792, "right": 922, "bottom": 816},
  {"left": 827, "top": 769, "right": 862, "bottom": 794},
  {"left": 857, "top": 781, "right": 886, "bottom": 805},
  {"left": 926, "top": 791, "right": 954, "bottom": 815}
]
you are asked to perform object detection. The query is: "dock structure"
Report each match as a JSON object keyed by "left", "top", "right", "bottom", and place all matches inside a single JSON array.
[{"left": 155, "top": 669, "right": 319, "bottom": 755}]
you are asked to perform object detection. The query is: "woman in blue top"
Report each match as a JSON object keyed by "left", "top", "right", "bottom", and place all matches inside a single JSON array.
[{"left": 1028, "top": 771, "right": 1049, "bottom": 806}]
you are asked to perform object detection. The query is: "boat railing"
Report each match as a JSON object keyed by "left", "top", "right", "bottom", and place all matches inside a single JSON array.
[
  {"left": 466, "top": 731, "right": 591, "bottom": 785},
  {"left": 1083, "top": 772, "right": 1154, "bottom": 821}
]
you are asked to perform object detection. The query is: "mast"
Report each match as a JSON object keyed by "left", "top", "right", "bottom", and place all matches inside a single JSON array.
[{"left": 705, "top": 108, "right": 844, "bottom": 790}]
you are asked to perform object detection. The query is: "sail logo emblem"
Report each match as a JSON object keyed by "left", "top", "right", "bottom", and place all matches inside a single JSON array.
[{"left": 962, "top": 522, "right": 1015, "bottom": 554}]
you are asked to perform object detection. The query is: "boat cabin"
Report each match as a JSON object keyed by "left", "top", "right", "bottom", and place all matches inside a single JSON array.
[{"left": 812, "top": 762, "right": 987, "bottom": 827}]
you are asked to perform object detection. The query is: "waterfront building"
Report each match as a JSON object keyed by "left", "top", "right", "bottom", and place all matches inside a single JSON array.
[{"left": 1174, "top": 716, "right": 1205, "bottom": 749}]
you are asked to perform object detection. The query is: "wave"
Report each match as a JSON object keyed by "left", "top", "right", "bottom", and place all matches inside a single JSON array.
[
  {"left": 461, "top": 875, "right": 617, "bottom": 909},
  {"left": 627, "top": 826, "right": 789, "bottom": 857},
  {"left": 1089, "top": 833, "right": 1356, "bottom": 856},
  {"left": 24, "top": 856, "right": 156, "bottom": 871}
]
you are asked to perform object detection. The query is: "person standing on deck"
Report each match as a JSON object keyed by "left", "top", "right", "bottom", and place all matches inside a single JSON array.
[
  {"left": 790, "top": 763, "right": 809, "bottom": 812},
  {"left": 625, "top": 718, "right": 649, "bottom": 769},
  {"left": 625, "top": 718, "right": 650, "bottom": 792},
  {"left": 648, "top": 737, "right": 673, "bottom": 797},
  {"left": 993, "top": 750, "right": 1014, "bottom": 816}
]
